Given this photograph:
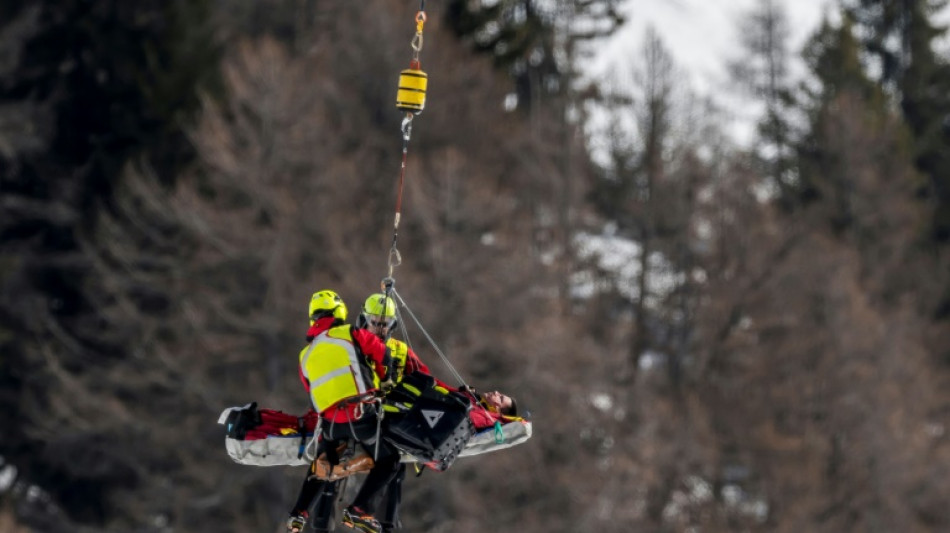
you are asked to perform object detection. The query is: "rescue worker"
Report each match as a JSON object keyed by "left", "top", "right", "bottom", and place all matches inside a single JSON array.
[
  {"left": 358, "top": 292, "right": 439, "bottom": 533},
  {"left": 289, "top": 292, "right": 442, "bottom": 533},
  {"left": 287, "top": 290, "right": 400, "bottom": 533},
  {"left": 355, "top": 293, "right": 520, "bottom": 531},
  {"left": 289, "top": 292, "right": 522, "bottom": 533}
]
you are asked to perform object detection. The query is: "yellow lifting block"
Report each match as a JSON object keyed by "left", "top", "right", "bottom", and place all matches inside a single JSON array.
[{"left": 396, "top": 68, "right": 427, "bottom": 114}]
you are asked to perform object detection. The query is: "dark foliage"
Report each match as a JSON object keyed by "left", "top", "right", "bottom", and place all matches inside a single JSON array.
[
  {"left": 1, "top": 1, "right": 948, "bottom": 533},
  {"left": 0, "top": 0, "right": 218, "bottom": 528}
]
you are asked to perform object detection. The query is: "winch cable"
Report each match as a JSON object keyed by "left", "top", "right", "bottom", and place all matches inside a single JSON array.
[
  {"left": 391, "top": 287, "right": 469, "bottom": 389},
  {"left": 387, "top": 2, "right": 428, "bottom": 284},
  {"left": 381, "top": 3, "right": 470, "bottom": 390}
]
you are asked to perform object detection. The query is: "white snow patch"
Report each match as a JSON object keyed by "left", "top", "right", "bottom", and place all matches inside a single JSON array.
[
  {"left": 590, "top": 392, "right": 613, "bottom": 412},
  {"left": 0, "top": 464, "right": 17, "bottom": 493}
]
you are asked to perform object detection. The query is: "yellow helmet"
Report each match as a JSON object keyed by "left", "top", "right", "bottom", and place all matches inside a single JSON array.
[
  {"left": 358, "top": 293, "right": 397, "bottom": 334},
  {"left": 309, "top": 290, "right": 347, "bottom": 324},
  {"left": 362, "top": 293, "right": 396, "bottom": 318}
]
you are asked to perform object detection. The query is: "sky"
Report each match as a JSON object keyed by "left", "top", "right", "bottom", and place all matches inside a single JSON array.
[
  {"left": 585, "top": 0, "right": 833, "bottom": 145},
  {"left": 585, "top": 0, "right": 950, "bottom": 145},
  {"left": 591, "top": 0, "right": 832, "bottom": 94}
]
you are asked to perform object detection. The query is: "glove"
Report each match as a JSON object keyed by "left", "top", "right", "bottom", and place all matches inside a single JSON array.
[
  {"left": 380, "top": 377, "right": 396, "bottom": 393},
  {"left": 287, "top": 513, "right": 307, "bottom": 533}
]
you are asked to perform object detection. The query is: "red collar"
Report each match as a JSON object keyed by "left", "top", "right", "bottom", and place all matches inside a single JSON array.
[{"left": 306, "top": 316, "right": 340, "bottom": 341}]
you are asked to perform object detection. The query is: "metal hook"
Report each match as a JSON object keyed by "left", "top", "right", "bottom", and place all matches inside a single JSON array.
[
  {"left": 388, "top": 246, "right": 402, "bottom": 271},
  {"left": 401, "top": 115, "right": 414, "bottom": 141},
  {"left": 411, "top": 32, "right": 424, "bottom": 54}
]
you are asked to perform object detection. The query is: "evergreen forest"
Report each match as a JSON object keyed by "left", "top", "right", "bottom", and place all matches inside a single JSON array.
[{"left": 2, "top": 1, "right": 950, "bottom": 532}]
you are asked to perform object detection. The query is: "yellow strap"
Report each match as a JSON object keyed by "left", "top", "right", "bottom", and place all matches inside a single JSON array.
[{"left": 416, "top": 11, "right": 426, "bottom": 34}]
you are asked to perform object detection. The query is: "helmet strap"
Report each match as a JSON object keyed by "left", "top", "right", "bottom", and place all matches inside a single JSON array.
[{"left": 312, "top": 310, "right": 336, "bottom": 322}]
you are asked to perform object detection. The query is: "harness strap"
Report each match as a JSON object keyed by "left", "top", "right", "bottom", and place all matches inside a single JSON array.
[
  {"left": 304, "top": 417, "right": 322, "bottom": 462},
  {"left": 296, "top": 416, "right": 308, "bottom": 459},
  {"left": 373, "top": 397, "right": 385, "bottom": 460},
  {"left": 324, "top": 439, "right": 341, "bottom": 468}
]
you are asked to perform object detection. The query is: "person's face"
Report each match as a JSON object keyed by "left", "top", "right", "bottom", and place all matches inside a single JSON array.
[
  {"left": 483, "top": 391, "right": 512, "bottom": 413},
  {"left": 366, "top": 313, "right": 394, "bottom": 338}
]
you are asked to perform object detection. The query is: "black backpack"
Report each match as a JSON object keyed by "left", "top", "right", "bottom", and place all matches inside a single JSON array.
[{"left": 383, "top": 372, "right": 474, "bottom": 471}]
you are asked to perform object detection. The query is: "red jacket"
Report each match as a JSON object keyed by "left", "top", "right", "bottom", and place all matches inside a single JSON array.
[
  {"left": 300, "top": 317, "right": 392, "bottom": 423},
  {"left": 397, "top": 341, "right": 452, "bottom": 390},
  {"left": 460, "top": 390, "right": 512, "bottom": 430},
  {"left": 404, "top": 348, "right": 429, "bottom": 375}
]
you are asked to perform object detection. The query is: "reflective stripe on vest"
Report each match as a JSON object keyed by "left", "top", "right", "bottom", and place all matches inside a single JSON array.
[{"left": 300, "top": 327, "right": 372, "bottom": 413}]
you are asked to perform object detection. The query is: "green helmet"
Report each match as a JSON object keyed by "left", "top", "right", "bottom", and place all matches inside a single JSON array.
[{"left": 309, "top": 290, "right": 347, "bottom": 325}]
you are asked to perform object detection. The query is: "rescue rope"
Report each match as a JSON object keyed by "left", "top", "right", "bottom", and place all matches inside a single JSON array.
[
  {"left": 390, "top": 288, "right": 469, "bottom": 388},
  {"left": 304, "top": 417, "right": 321, "bottom": 461}
]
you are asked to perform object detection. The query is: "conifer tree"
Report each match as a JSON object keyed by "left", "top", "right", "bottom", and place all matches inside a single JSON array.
[
  {"left": 0, "top": 0, "right": 217, "bottom": 528},
  {"left": 444, "top": 0, "right": 623, "bottom": 112},
  {"left": 844, "top": 0, "right": 950, "bottom": 242},
  {"left": 798, "top": 13, "right": 891, "bottom": 225},
  {"left": 730, "top": 0, "right": 800, "bottom": 209}
]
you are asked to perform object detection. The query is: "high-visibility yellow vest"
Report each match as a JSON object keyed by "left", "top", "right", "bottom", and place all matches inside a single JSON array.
[
  {"left": 387, "top": 338, "right": 409, "bottom": 383},
  {"left": 380, "top": 339, "right": 451, "bottom": 414},
  {"left": 299, "top": 326, "right": 378, "bottom": 413}
]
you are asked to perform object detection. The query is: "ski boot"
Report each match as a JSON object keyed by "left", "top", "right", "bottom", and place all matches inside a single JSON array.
[
  {"left": 341, "top": 506, "right": 381, "bottom": 533},
  {"left": 287, "top": 511, "right": 308, "bottom": 533}
]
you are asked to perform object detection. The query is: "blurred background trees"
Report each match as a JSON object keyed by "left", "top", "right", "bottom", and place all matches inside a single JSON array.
[{"left": 1, "top": 1, "right": 948, "bottom": 532}]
